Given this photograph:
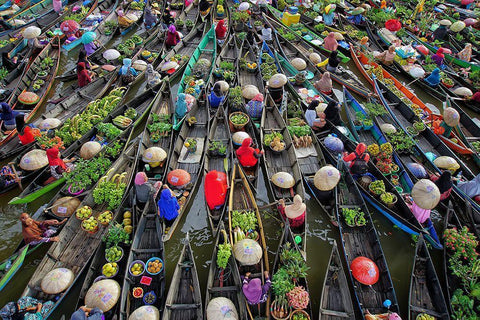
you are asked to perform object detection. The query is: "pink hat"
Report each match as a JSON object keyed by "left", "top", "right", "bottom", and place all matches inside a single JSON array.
[
  {"left": 242, "top": 278, "right": 262, "bottom": 303},
  {"left": 135, "top": 172, "right": 148, "bottom": 185}
]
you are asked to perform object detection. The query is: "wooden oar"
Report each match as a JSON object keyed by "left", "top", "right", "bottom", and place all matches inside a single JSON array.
[
  {"left": 224, "top": 157, "right": 229, "bottom": 187},
  {"left": 8, "top": 162, "right": 22, "bottom": 190}
]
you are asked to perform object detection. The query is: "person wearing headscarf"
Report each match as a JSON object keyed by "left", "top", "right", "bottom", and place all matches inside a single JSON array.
[
  {"left": 20, "top": 212, "right": 65, "bottom": 245},
  {"left": 406, "top": 196, "right": 431, "bottom": 224},
  {"left": 430, "top": 171, "right": 453, "bottom": 200},
  {"left": 208, "top": 82, "right": 225, "bottom": 108},
  {"left": 242, "top": 271, "right": 271, "bottom": 305},
  {"left": 376, "top": 45, "right": 396, "bottom": 66},
  {"left": 46, "top": 147, "right": 74, "bottom": 179},
  {"left": 16, "top": 114, "right": 37, "bottom": 145},
  {"left": 469, "top": 91, "right": 480, "bottom": 103},
  {"left": 157, "top": 187, "right": 180, "bottom": 228},
  {"left": 324, "top": 100, "right": 342, "bottom": 126},
  {"left": 425, "top": 68, "right": 441, "bottom": 87},
  {"left": 119, "top": 58, "right": 138, "bottom": 76},
  {"left": 431, "top": 47, "right": 445, "bottom": 67},
  {"left": 215, "top": 19, "right": 227, "bottom": 40},
  {"left": 326, "top": 50, "right": 340, "bottom": 73},
  {"left": 70, "top": 306, "right": 104, "bottom": 320},
  {"left": 236, "top": 137, "right": 263, "bottom": 168},
  {"left": 83, "top": 38, "right": 98, "bottom": 56},
  {"left": 0, "top": 297, "right": 54, "bottom": 320},
  {"left": 457, "top": 174, "right": 480, "bottom": 203},
  {"left": 359, "top": 36, "right": 369, "bottom": 52},
  {"left": 324, "top": 32, "right": 338, "bottom": 52},
  {"left": 205, "top": 170, "right": 227, "bottom": 210},
  {"left": 175, "top": 93, "right": 188, "bottom": 119},
  {"left": 135, "top": 172, "right": 154, "bottom": 205},
  {"left": 432, "top": 24, "right": 447, "bottom": 41},
  {"left": 146, "top": 64, "right": 161, "bottom": 88},
  {"left": 305, "top": 100, "right": 326, "bottom": 130},
  {"left": 53, "top": 0, "right": 63, "bottom": 14},
  {"left": 314, "top": 72, "right": 333, "bottom": 95},
  {"left": 162, "top": 7, "right": 174, "bottom": 26},
  {"left": 77, "top": 62, "right": 92, "bottom": 88},
  {"left": 77, "top": 50, "right": 91, "bottom": 70},
  {"left": 278, "top": 195, "right": 306, "bottom": 228},
  {"left": 165, "top": 24, "right": 181, "bottom": 49},
  {"left": 144, "top": 6, "right": 158, "bottom": 29},
  {"left": 27, "top": 36, "right": 45, "bottom": 58},
  {"left": 323, "top": 4, "right": 335, "bottom": 26},
  {"left": 343, "top": 142, "right": 370, "bottom": 175},
  {"left": 261, "top": 23, "right": 272, "bottom": 42},
  {"left": 458, "top": 43, "right": 472, "bottom": 62},
  {"left": 245, "top": 93, "right": 264, "bottom": 118},
  {"left": 246, "top": 28, "right": 257, "bottom": 47},
  {"left": 0, "top": 102, "right": 22, "bottom": 131},
  {"left": 199, "top": 0, "right": 211, "bottom": 16},
  {"left": 347, "top": 12, "right": 364, "bottom": 25}
]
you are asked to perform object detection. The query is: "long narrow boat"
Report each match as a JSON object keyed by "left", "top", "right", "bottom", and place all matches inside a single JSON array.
[
  {"left": 0, "top": 37, "right": 60, "bottom": 148},
  {"left": 119, "top": 203, "right": 165, "bottom": 319},
  {"left": 204, "top": 106, "right": 234, "bottom": 236},
  {"left": 319, "top": 240, "right": 355, "bottom": 320},
  {"left": 228, "top": 163, "right": 270, "bottom": 319},
  {"left": 116, "top": 0, "right": 147, "bottom": 35},
  {"left": 409, "top": 234, "right": 450, "bottom": 320},
  {"left": 162, "top": 234, "right": 203, "bottom": 320},
  {"left": 162, "top": 100, "right": 209, "bottom": 241},
  {"left": 335, "top": 160, "right": 400, "bottom": 317},
  {"left": 19, "top": 140, "right": 138, "bottom": 319},
  {"left": 212, "top": 0, "right": 230, "bottom": 49},
  {"left": 205, "top": 221, "right": 247, "bottom": 320}
]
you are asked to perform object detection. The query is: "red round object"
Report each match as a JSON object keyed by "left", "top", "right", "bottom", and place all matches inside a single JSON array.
[
  {"left": 167, "top": 169, "right": 191, "bottom": 187},
  {"left": 60, "top": 20, "right": 80, "bottom": 35},
  {"left": 415, "top": 45, "right": 429, "bottom": 56},
  {"left": 385, "top": 19, "right": 402, "bottom": 32},
  {"left": 351, "top": 256, "right": 379, "bottom": 285},
  {"left": 18, "top": 91, "right": 40, "bottom": 105}
]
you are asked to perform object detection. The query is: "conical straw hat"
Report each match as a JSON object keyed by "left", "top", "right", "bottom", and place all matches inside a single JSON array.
[
  {"left": 41, "top": 268, "right": 74, "bottom": 294},
  {"left": 411, "top": 179, "right": 440, "bottom": 210},
  {"left": 233, "top": 239, "right": 262, "bottom": 266},
  {"left": 85, "top": 279, "right": 121, "bottom": 312},
  {"left": 314, "top": 165, "right": 340, "bottom": 191}
]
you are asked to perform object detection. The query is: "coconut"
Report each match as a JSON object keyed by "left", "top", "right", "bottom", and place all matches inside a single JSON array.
[
  {"left": 132, "top": 60, "right": 147, "bottom": 71},
  {"left": 268, "top": 73, "right": 287, "bottom": 88},
  {"left": 291, "top": 58, "right": 307, "bottom": 71},
  {"left": 216, "top": 80, "right": 229, "bottom": 93},
  {"left": 333, "top": 32, "right": 344, "bottom": 40},
  {"left": 160, "top": 61, "right": 178, "bottom": 72},
  {"left": 51, "top": 196, "right": 81, "bottom": 217},
  {"left": 380, "top": 123, "right": 397, "bottom": 134},
  {"left": 80, "top": 141, "right": 102, "bottom": 160},
  {"left": 309, "top": 52, "right": 322, "bottom": 64},
  {"left": 453, "top": 87, "right": 473, "bottom": 97},
  {"left": 38, "top": 118, "right": 62, "bottom": 130},
  {"left": 242, "top": 85, "right": 259, "bottom": 100},
  {"left": 19, "top": 149, "right": 48, "bottom": 171}
]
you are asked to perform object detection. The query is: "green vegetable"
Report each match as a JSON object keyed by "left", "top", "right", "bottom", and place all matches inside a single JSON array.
[
  {"left": 216, "top": 242, "right": 232, "bottom": 269},
  {"left": 231, "top": 210, "right": 257, "bottom": 232},
  {"left": 264, "top": 132, "right": 283, "bottom": 146},
  {"left": 65, "top": 157, "right": 112, "bottom": 193},
  {"left": 287, "top": 125, "right": 310, "bottom": 137}
]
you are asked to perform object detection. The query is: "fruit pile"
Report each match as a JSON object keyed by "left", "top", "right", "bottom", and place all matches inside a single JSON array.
[
  {"left": 82, "top": 216, "right": 98, "bottom": 232},
  {"left": 123, "top": 211, "right": 132, "bottom": 234},
  {"left": 98, "top": 211, "right": 113, "bottom": 225},
  {"left": 105, "top": 246, "right": 123, "bottom": 262},
  {"left": 76, "top": 206, "right": 92, "bottom": 220},
  {"left": 132, "top": 287, "right": 143, "bottom": 298},
  {"left": 147, "top": 259, "right": 163, "bottom": 274},
  {"left": 130, "top": 262, "right": 144, "bottom": 276},
  {"left": 102, "top": 262, "right": 118, "bottom": 278},
  {"left": 416, "top": 314, "right": 435, "bottom": 320}
]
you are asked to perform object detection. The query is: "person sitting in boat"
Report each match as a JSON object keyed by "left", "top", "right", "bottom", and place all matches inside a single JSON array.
[
  {"left": 0, "top": 165, "right": 20, "bottom": 189},
  {"left": 305, "top": 100, "right": 326, "bottom": 130},
  {"left": 431, "top": 117, "right": 453, "bottom": 137},
  {"left": 199, "top": 0, "right": 211, "bottom": 17},
  {"left": 53, "top": 0, "right": 63, "bottom": 14},
  {"left": 343, "top": 143, "right": 370, "bottom": 175},
  {"left": 158, "top": 186, "right": 180, "bottom": 229},
  {"left": 431, "top": 23, "right": 448, "bottom": 41},
  {"left": 323, "top": 4, "right": 336, "bottom": 26},
  {"left": 20, "top": 212, "right": 66, "bottom": 245},
  {"left": 236, "top": 137, "right": 263, "bottom": 168},
  {"left": 165, "top": 24, "right": 181, "bottom": 49},
  {"left": 326, "top": 50, "right": 340, "bottom": 73},
  {"left": 16, "top": 115, "right": 38, "bottom": 145},
  {"left": 457, "top": 43, "right": 472, "bottom": 62},
  {"left": 70, "top": 306, "right": 104, "bottom": 320},
  {"left": 83, "top": 38, "right": 98, "bottom": 57},
  {"left": 0, "top": 297, "right": 54, "bottom": 320},
  {"left": 405, "top": 195, "right": 431, "bottom": 224},
  {"left": 205, "top": 170, "right": 228, "bottom": 210},
  {"left": 46, "top": 147, "right": 75, "bottom": 180},
  {"left": 77, "top": 62, "right": 92, "bottom": 88},
  {"left": 118, "top": 58, "right": 138, "bottom": 85},
  {"left": 242, "top": 271, "right": 271, "bottom": 305},
  {"left": 468, "top": 91, "right": 480, "bottom": 104},
  {"left": 27, "top": 35, "right": 46, "bottom": 58},
  {"left": 324, "top": 100, "right": 342, "bottom": 126},
  {"left": 215, "top": 19, "right": 227, "bottom": 41},
  {"left": 261, "top": 23, "right": 272, "bottom": 43},
  {"left": 245, "top": 93, "right": 264, "bottom": 119},
  {"left": 424, "top": 68, "right": 441, "bottom": 87},
  {"left": 0, "top": 102, "right": 22, "bottom": 131},
  {"left": 208, "top": 82, "right": 225, "bottom": 109},
  {"left": 431, "top": 48, "right": 445, "bottom": 67},
  {"left": 314, "top": 72, "right": 333, "bottom": 95},
  {"left": 246, "top": 28, "right": 258, "bottom": 48},
  {"left": 458, "top": 174, "right": 480, "bottom": 204},
  {"left": 135, "top": 172, "right": 154, "bottom": 207},
  {"left": 266, "top": 84, "right": 283, "bottom": 105},
  {"left": 162, "top": 7, "right": 174, "bottom": 27},
  {"left": 77, "top": 50, "right": 92, "bottom": 71},
  {"left": 431, "top": 171, "right": 453, "bottom": 201},
  {"left": 278, "top": 195, "right": 306, "bottom": 228},
  {"left": 347, "top": 12, "right": 365, "bottom": 26},
  {"left": 359, "top": 36, "right": 369, "bottom": 52},
  {"left": 324, "top": 32, "right": 338, "bottom": 52},
  {"left": 144, "top": 6, "right": 158, "bottom": 30},
  {"left": 376, "top": 45, "right": 396, "bottom": 66},
  {"left": 175, "top": 93, "right": 192, "bottom": 119},
  {"left": 145, "top": 64, "right": 161, "bottom": 88}
]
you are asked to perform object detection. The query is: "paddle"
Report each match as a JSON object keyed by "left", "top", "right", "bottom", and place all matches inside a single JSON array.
[
  {"left": 224, "top": 157, "right": 229, "bottom": 187},
  {"left": 8, "top": 162, "right": 22, "bottom": 190}
]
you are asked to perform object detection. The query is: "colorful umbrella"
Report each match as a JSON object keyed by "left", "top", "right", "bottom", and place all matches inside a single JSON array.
[
  {"left": 450, "top": 21, "right": 466, "bottom": 32},
  {"left": 85, "top": 279, "right": 121, "bottom": 312},
  {"left": 81, "top": 31, "right": 97, "bottom": 44},
  {"left": 385, "top": 19, "right": 402, "bottom": 32},
  {"left": 412, "top": 179, "right": 440, "bottom": 210},
  {"left": 233, "top": 239, "right": 262, "bottom": 266},
  {"left": 22, "top": 26, "right": 41, "bottom": 39},
  {"left": 41, "top": 268, "right": 74, "bottom": 294},
  {"left": 314, "top": 166, "right": 340, "bottom": 191},
  {"left": 351, "top": 256, "right": 379, "bottom": 285},
  {"left": 103, "top": 49, "right": 120, "bottom": 60},
  {"left": 60, "top": 20, "right": 80, "bottom": 35}
]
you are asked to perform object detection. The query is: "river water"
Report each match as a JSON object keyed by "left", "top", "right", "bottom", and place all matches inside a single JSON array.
[{"left": 0, "top": 32, "right": 478, "bottom": 320}]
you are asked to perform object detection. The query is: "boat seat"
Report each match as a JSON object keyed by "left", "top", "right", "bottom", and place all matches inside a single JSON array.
[
  {"left": 319, "top": 309, "right": 353, "bottom": 318},
  {"left": 133, "top": 248, "right": 160, "bottom": 254},
  {"left": 201, "top": 49, "right": 215, "bottom": 53},
  {"left": 409, "top": 306, "right": 447, "bottom": 318},
  {"left": 165, "top": 303, "right": 201, "bottom": 310},
  {"left": 208, "top": 285, "right": 238, "bottom": 292}
]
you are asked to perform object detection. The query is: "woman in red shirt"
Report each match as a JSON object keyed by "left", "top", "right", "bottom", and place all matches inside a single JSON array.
[
  {"left": 215, "top": 20, "right": 227, "bottom": 40},
  {"left": 16, "top": 115, "right": 37, "bottom": 145},
  {"left": 77, "top": 62, "right": 92, "bottom": 88},
  {"left": 236, "top": 137, "right": 263, "bottom": 168}
]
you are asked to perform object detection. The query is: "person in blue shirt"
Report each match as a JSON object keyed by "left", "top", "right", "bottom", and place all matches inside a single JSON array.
[
  {"left": 208, "top": 82, "right": 225, "bottom": 108},
  {"left": 158, "top": 187, "right": 179, "bottom": 229},
  {"left": 118, "top": 58, "right": 138, "bottom": 76},
  {"left": 323, "top": 4, "right": 335, "bottom": 26},
  {"left": 425, "top": 68, "right": 441, "bottom": 87},
  {"left": 0, "top": 102, "right": 22, "bottom": 131}
]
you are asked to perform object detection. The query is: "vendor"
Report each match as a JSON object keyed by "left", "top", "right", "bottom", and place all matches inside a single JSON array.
[
  {"left": 457, "top": 43, "right": 472, "bottom": 62},
  {"left": 16, "top": 114, "right": 37, "bottom": 145},
  {"left": 424, "top": 68, "right": 441, "bottom": 87},
  {"left": 376, "top": 45, "right": 396, "bottom": 66},
  {"left": 324, "top": 32, "right": 338, "bottom": 52},
  {"left": 314, "top": 72, "right": 333, "bottom": 95},
  {"left": 165, "top": 24, "right": 181, "bottom": 49},
  {"left": 53, "top": 0, "right": 63, "bottom": 14},
  {"left": 431, "top": 48, "right": 445, "bottom": 67},
  {"left": 0, "top": 165, "right": 20, "bottom": 188},
  {"left": 144, "top": 6, "right": 158, "bottom": 29},
  {"left": 46, "top": 147, "right": 75, "bottom": 179},
  {"left": 261, "top": 23, "right": 272, "bottom": 43},
  {"left": 208, "top": 82, "right": 225, "bottom": 109},
  {"left": 199, "top": 0, "right": 211, "bottom": 16},
  {"left": 236, "top": 137, "right": 263, "bottom": 168},
  {"left": 431, "top": 171, "right": 453, "bottom": 200},
  {"left": 175, "top": 93, "right": 190, "bottom": 119},
  {"left": 77, "top": 62, "right": 92, "bottom": 88},
  {"left": 118, "top": 58, "right": 138, "bottom": 84},
  {"left": 146, "top": 64, "right": 161, "bottom": 88},
  {"left": 0, "top": 102, "right": 22, "bottom": 131},
  {"left": 245, "top": 93, "right": 264, "bottom": 119},
  {"left": 278, "top": 195, "right": 306, "bottom": 228},
  {"left": 359, "top": 36, "right": 369, "bottom": 52},
  {"left": 0, "top": 297, "right": 54, "bottom": 320},
  {"left": 158, "top": 186, "right": 180, "bottom": 229},
  {"left": 431, "top": 23, "right": 448, "bottom": 41},
  {"left": 135, "top": 172, "right": 154, "bottom": 206},
  {"left": 305, "top": 100, "right": 326, "bottom": 130},
  {"left": 242, "top": 271, "right": 271, "bottom": 305},
  {"left": 70, "top": 306, "right": 104, "bottom": 320},
  {"left": 431, "top": 118, "right": 452, "bottom": 137},
  {"left": 324, "top": 100, "right": 342, "bottom": 126},
  {"left": 162, "top": 7, "right": 174, "bottom": 26},
  {"left": 343, "top": 143, "right": 370, "bottom": 175},
  {"left": 215, "top": 19, "right": 227, "bottom": 41},
  {"left": 326, "top": 50, "right": 340, "bottom": 73},
  {"left": 323, "top": 4, "right": 335, "bottom": 26},
  {"left": 20, "top": 212, "right": 65, "bottom": 245},
  {"left": 458, "top": 174, "right": 480, "bottom": 204}
]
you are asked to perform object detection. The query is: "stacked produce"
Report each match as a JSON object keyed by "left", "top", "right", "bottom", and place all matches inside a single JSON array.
[
  {"left": 264, "top": 132, "right": 285, "bottom": 152},
  {"left": 65, "top": 157, "right": 112, "bottom": 194},
  {"left": 288, "top": 118, "right": 312, "bottom": 149},
  {"left": 232, "top": 210, "right": 258, "bottom": 242},
  {"left": 93, "top": 172, "right": 127, "bottom": 210}
]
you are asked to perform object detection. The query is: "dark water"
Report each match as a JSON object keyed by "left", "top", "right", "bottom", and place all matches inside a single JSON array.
[{"left": 0, "top": 32, "right": 478, "bottom": 320}]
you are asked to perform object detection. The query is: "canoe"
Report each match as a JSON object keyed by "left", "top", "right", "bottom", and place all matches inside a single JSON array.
[
  {"left": 335, "top": 159, "right": 400, "bottom": 317},
  {"left": 319, "top": 240, "right": 355, "bottom": 320},
  {"left": 117, "top": 0, "right": 147, "bottom": 35},
  {"left": 19, "top": 139, "right": 138, "bottom": 318},
  {"left": 341, "top": 87, "right": 443, "bottom": 249},
  {"left": 409, "top": 234, "right": 450, "bottom": 320},
  {"left": 119, "top": 203, "right": 166, "bottom": 319},
  {"left": 265, "top": 13, "right": 369, "bottom": 98},
  {"left": 228, "top": 163, "right": 270, "bottom": 319},
  {"left": 270, "top": 224, "right": 313, "bottom": 320},
  {"left": 162, "top": 234, "right": 203, "bottom": 320},
  {"left": 205, "top": 221, "right": 247, "bottom": 320},
  {"left": 204, "top": 106, "right": 234, "bottom": 236},
  {"left": 175, "top": 24, "right": 216, "bottom": 129},
  {"left": 212, "top": 0, "right": 230, "bottom": 48},
  {"left": 162, "top": 100, "right": 209, "bottom": 241},
  {"left": 74, "top": 188, "right": 134, "bottom": 319},
  {"left": 0, "top": 37, "right": 60, "bottom": 149}
]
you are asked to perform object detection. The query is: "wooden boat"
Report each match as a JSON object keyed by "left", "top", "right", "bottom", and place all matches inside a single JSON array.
[
  {"left": 319, "top": 240, "right": 355, "bottom": 320},
  {"left": 116, "top": 0, "right": 147, "bottom": 35},
  {"left": 205, "top": 221, "right": 247, "bottom": 320},
  {"left": 162, "top": 234, "right": 203, "bottom": 320},
  {"left": 335, "top": 160, "right": 400, "bottom": 316},
  {"left": 204, "top": 106, "right": 234, "bottom": 236},
  {"left": 74, "top": 188, "right": 134, "bottom": 319},
  {"left": 270, "top": 224, "right": 313, "bottom": 320},
  {"left": 0, "top": 37, "right": 60, "bottom": 149},
  {"left": 228, "top": 163, "right": 269, "bottom": 319},
  {"left": 212, "top": 0, "right": 230, "bottom": 48},
  {"left": 162, "top": 100, "right": 209, "bottom": 241},
  {"left": 409, "top": 234, "right": 450, "bottom": 320},
  {"left": 119, "top": 203, "right": 165, "bottom": 319},
  {"left": 175, "top": 24, "right": 216, "bottom": 128},
  {"left": 19, "top": 139, "right": 138, "bottom": 318}
]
